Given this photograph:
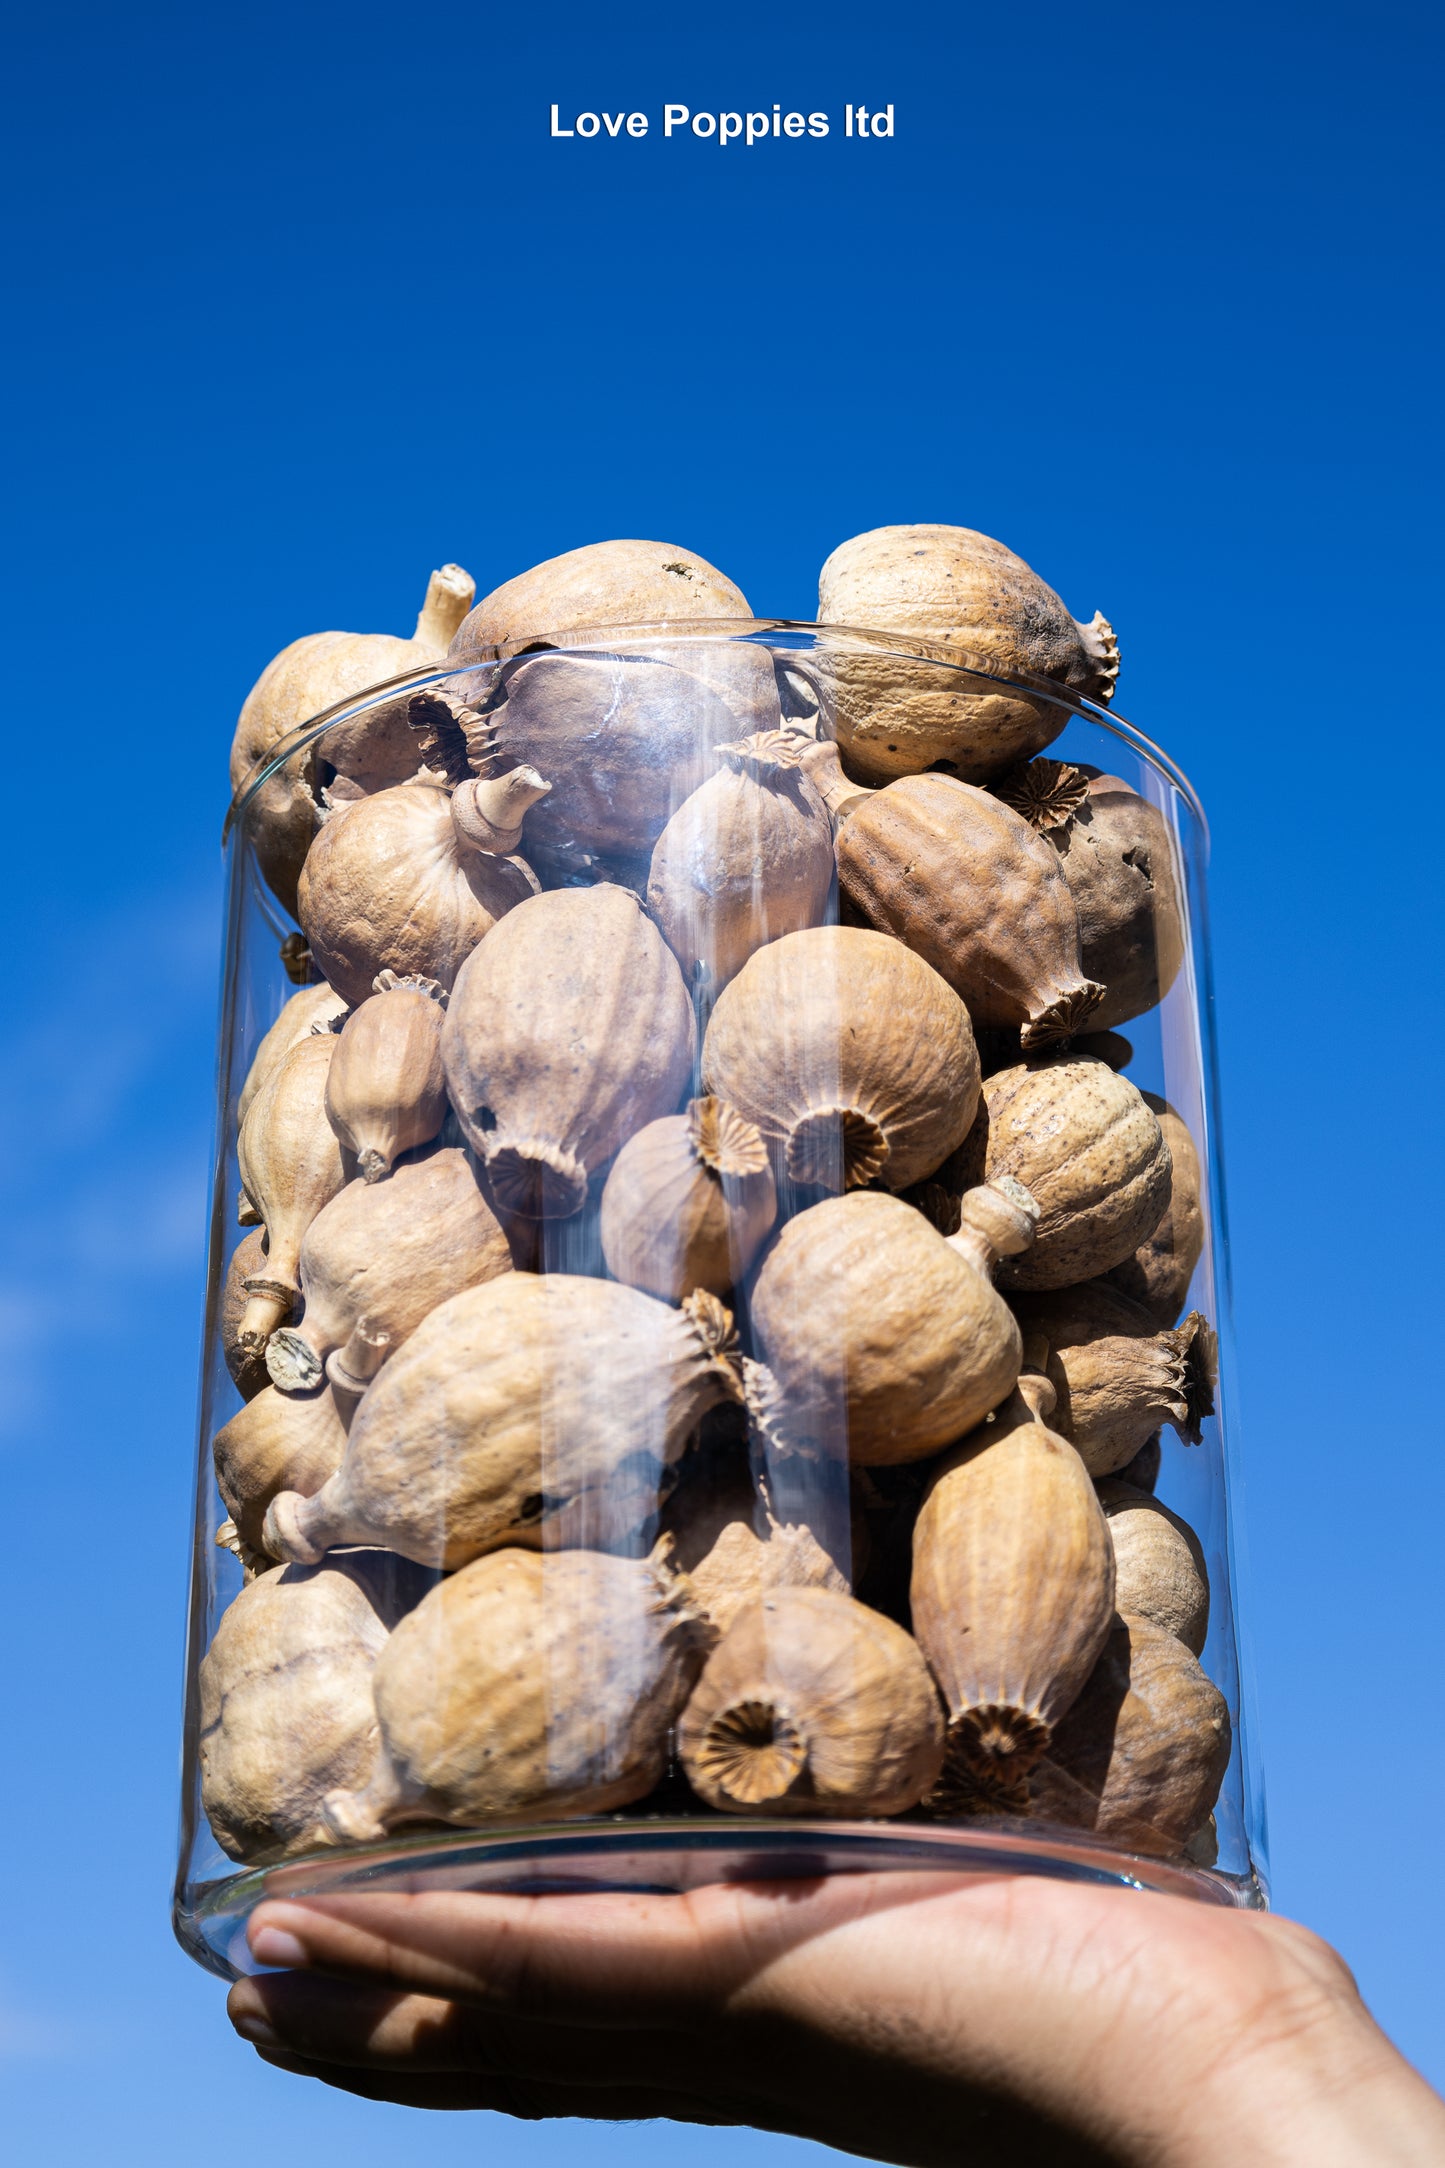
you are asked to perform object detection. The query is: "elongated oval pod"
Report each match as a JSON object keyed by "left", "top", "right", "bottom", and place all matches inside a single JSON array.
[
  {"left": 442, "top": 884, "right": 696, "bottom": 1220},
  {"left": 1095, "top": 1479, "right": 1210, "bottom": 1656},
  {"left": 238, "top": 980, "right": 348, "bottom": 1127},
  {"left": 199, "top": 1554, "right": 426, "bottom": 1862},
  {"left": 1027, "top": 1615, "right": 1231, "bottom": 1857},
  {"left": 748, "top": 1184, "right": 1035, "bottom": 1466},
  {"left": 702, "top": 926, "right": 979, "bottom": 1195},
  {"left": 264, "top": 1146, "right": 514, "bottom": 1396},
  {"left": 997, "top": 762, "right": 1186, "bottom": 1030},
  {"left": 679, "top": 1587, "right": 944, "bottom": 1815},
  {"left": 213, "top": 1384, "right": 347, "bottom": 1561},
  {"left": 836, "top": 772, "right": 1103, "bottom": 1047},
  {"left": 1010, "top": 1280, "right": 1217, "bottom": 1475},
  {"left": 965, "top": 1056, "right": 1172, "bottom": 1291},
  {"left": 322, "top": 972, "right": 448, "bottom": 1183},
  {"left": 1106, "top": 1097, "right": 1206, "bottom": 1326},
  {"left": 911, "top": 1370, "right": 1116, "bottom": 1811},
  {"left": 264, "top": 1275, "right": 742, "bottom": 1570},
  {"left": 599, "top": 1097, "right": 777, "bottom": 1301},
  {"left": 297, "top": 780, "right": 541, "bottom": 1008},
  {"left": 813, "top": 525, "right": 1117, "bottom": 786},
  {"left": 235, "top": 1035, "right": 349, "bottom": 1353},
  {"left": 220, "top": 1230, "right": 291, "bottom": 1401},
  {"left": 321, "top": 1545, "right": 711, "bottom": 1840},
  {"left": 646, "top": 731, "right": 835, "bottom": 992}
]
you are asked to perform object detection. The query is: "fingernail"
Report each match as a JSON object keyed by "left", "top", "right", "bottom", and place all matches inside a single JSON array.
[
  {"left": 250, "top": 1926, "right": 309, "bottom": 1969},
  {"left": 232, "top": 2011, "right": 280, "bottom": 2050}
]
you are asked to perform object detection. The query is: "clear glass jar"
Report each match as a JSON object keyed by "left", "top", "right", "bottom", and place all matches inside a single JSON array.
[{"left": 174, "top": 622, "right": 1267, "bottom": 1980}]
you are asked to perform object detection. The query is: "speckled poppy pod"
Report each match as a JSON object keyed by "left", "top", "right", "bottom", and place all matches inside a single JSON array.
[
  {"left": 1026, "top": 1614, "right": 1230, "bottom": 1858},
  {"left": 812, "top": 524, "right": 1118, "bottom": 786},
  {"left": 678, "top": 1587, "right": 944, "bottom": 1816},
  {"left": 833, "top": 770, "right": 1104, "bottom": 1047},
  {"left": 1106, "top": 1096, "right": 1206, "bottom": 1326},
  {"left": 263, "top": 1275, "right": 742, "bottom": 1570},
  {"left": 263, "top": 1145, "right": 514, "bottom": 1397},
  {"left": 911, "top": 1367, "right": 1116, "bottom": 1814},
  {"left": 646, "top": 730, "right": 835, "bottom": 993},
  {"left": 230, "top": 565, "right": 475, "bottom": 918},
  {"left": 599, "top": 1096, "right": 778, "bottom": 1302},
  {"left": 747, "top": 1182, "right": 1037, "bottom": 1467},
  {"left": 321, "top": 1544, "right": 712, "bottom": 1840},
  {"left": 442, "top": 883, "right": 697, "bottom": 1220},
  {"left": 296, "top": 777, "right": 543, "bottom": 1009},
  {"left": 1010, "top": 1279, "right": 1217, "bottom": 1475},
  {"left": 702, "top": 925, "right": 979, "bottom": 1194},
  {"left": 962, "top": 1055, "right": 1173, "bottom": 1291},
  {"left": 1096, "top": 1480, "right": 1210, "bottom": 1657},
  {"left": 994, "top": 760, "right": 1186, "bottom": 1029},
  {"left": 234, "top": 1034, "right": 350, "bottom": 1355}
]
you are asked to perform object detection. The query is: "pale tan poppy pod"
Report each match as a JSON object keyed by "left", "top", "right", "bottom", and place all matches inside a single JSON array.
[
  {"left": 296, "top": 779, "right": 542, "bottom": 1009},
  {"left": 230, "top": 566, "right": 476, "bottom": 918},
  {"left": 235, "top": 1034, "right": 350, "bottom": 1354},
  {"left": 679, "top": 1587, "right": 944, "bottom": 1816},
  {"left": 1027, "top": 1616, "right": 1230, "bottom": 1857},
  {"left": 220, "top": 1230, "right": 289, "bottom": 1401},
  {"left": 264, "top": 1145, "right": 514, "bottom": 1396},
  {"left": 452, "top": 538, "right": 752, "bottom": 648},
  {"left": 911, "top": 1370, "right": 1117, "bottom": 1812},
  {"left": 834, "top": 771, "right": 1104, "bottom": 1046},
  {"left": 199, "top": 1555, "right": 423, "bottom": 1862},
  {"left": 321, "top": 1545, "right": 712, "bottom": 1841},
  {"left": 323, "top": 971, "right": 448, "bottom": 1182},
  {"left": 702, "top": 926, "right": 980, "bottom": 1194},
  {"left": 814, "top": 525, "right": 1118, "bottom": 786},
  {"left": 748, "top": 1186, "right": 1032, "bottom": 1466},
  {"left": 212, "top": 1384, "right": 348, "bottom": 1561},
  {"left": 442, "top": 884, "right": 697, "bottom": 1220},
  {"left": 646, "top": 732, "right": 835, "bottom": 993},
  {"left": 237, "top": 980, "right": 348, "bottom": 1127},
  {"left": 1096, "top": 1480, "right": 1210, "bottom": 1657},
  {"left": 1010, "top": 1280, "right": 1217, "bottom": 1475},
  {"left": 966, "top": 1056, "right": 1172, "bottom": 1291},
  {"left": 264, "top": 1274, "right": 742, "bottom": 1570},
  {"left": 996, "top": 761, "right": 1186, "bottom": 1030},
  {"left": 1106, "top": 1097, "right": 1206, "bottom": 1326},
  {"left": 599, "top": 1097, "right": 778, "bottom": 1302}
]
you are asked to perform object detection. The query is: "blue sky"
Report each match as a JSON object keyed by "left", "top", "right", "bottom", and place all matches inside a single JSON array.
[{"left": 1, "top": 0, "right": 1442, "bottom": 2157}]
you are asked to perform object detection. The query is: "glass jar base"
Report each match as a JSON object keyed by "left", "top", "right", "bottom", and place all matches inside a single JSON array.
[{"left": 176, "top": 1815, "right": 1267, "bottom": 1981}]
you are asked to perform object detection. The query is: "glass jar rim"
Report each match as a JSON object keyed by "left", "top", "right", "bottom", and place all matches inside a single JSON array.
[{"left": 226, "top": 617, "right": 1206, "bottom": 841}]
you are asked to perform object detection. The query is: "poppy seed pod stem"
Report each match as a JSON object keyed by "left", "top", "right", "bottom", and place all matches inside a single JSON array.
[
  {"left": 947, "top": 1178, "right": 1040, "bottom": 1278},
  {"left": 413, "top": 563, "right": 477, "bottom": 649},
  {"left": 795, "top": 738, "right": 876, "bottom": 828},
  {"left": 451, "top": 767, "right": 552, "bottom": 857}
]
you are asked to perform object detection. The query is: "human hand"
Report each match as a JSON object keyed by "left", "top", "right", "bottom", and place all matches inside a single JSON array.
[{"left": 227, "top": 1870, "right": 1445, "bottom": 2166}]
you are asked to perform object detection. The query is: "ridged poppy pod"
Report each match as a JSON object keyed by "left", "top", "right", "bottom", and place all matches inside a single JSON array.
[
  {"left": 213, "top": 1384, "right": 348, "bottom": 1562},
  {"left": 238, "top": 980, "right": 348, "bottom": 1127},
  {"left": 599, "top": 1097, "right": 777, "bottom": 1301},
  {"left": 451, "top": 538, "right": 753, "bottom": 649},
  {"left": 834, "top": 771, "right": 1104, "bottom": 1047},
  {"left": 1026, "top": 1615, "right": 1231, "bottom": 1858},
  {"left": 220, "top": 1230, "right": 290, "bottom": 1401},
  {"left": 702, "top": 926, "right": 980, "bottom": 1195},
  {"left": 442, "top": 884, "right": 697, "bottom": 1220},
  {"left": 747, "top": 1183, "right": 1036, "bottom": 1467},
  {"left": 911, "top": 1369, "right": 1116, "bottom": 1813},
  {"left": 813, "top": 525, "right": 1118, "bottom": 787},
  {"left": 1010, "top": 1280, "right": 1217, "bottom": 1475},
  {"left": 996, "top": 761, "right": 1186, "bottom": 1029},
  {"left": 964, "top": 1056, "right": 1172, "bottom": 1291},
  {"left": 1096, "top": 1480, "right": 1210, "bottom": 1657},
  {"left": 678, "top": 1587, "right": 944, "bottom": 1816},
  {"left": 321, "top": 1544, "right": 712, "bottom": 1841},
  {"left": 235, "top": 1035, "right": 350, "bottom": 1354},
  {"left": 296, "top": 779, "right": 543, "bottom": 1008},
  {"left": 230, "top": 566, "right": 476, "bottom": 918},
  {"left": 264, "top": 1146, "right": 514, "bottom": 1396},
  {"left": 264, "top": 1275, "right": 743, "bottom": 1570},
  {"left": 323, "top": 971, "right": 448, "bottom": 1182},
  {"left": 646, "top": 731, "right": 835, "bottom": 993},
  {"left": 199, "top": 1554, "right": 426, "bottom": 1862},
  {"left": 1106, "top": 1097, "right": 1206, "bottom": 1326},
  {"left": 663, "top": 1456, "right": 846, "bottom": 1636}
]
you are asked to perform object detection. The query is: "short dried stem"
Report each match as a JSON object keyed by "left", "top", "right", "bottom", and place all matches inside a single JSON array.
[
  {"left": 262, "top": 1488, "right": 332, "bottom": 1566},
  {"left": 451, "top": 767, "right": 551, "bottom": 856},
  {"left": 947, "top": 1178, "right": 1040, "bottom": 1278},
  {"left": 413, "top": 564, "right": 476, "bottom": 649},
  {"left": 236, "top": 1276, "right": 299, "bottom": 1353},
  {"left": 265, "top": 1327, "right": 326, "bottom": 1395},
  {"left": 795, "top": 740, "right": 876, "bottom": 827},
  {"left": 326, "top": 1320, "right": 392, "bottom": 1398}
]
